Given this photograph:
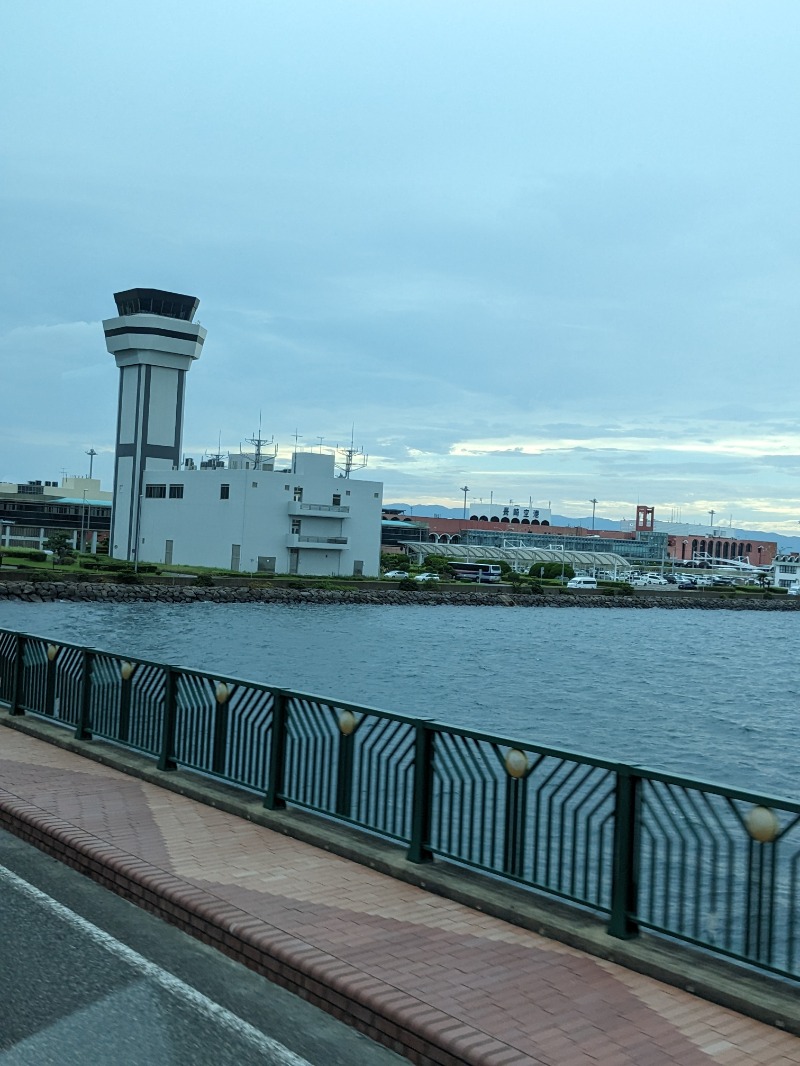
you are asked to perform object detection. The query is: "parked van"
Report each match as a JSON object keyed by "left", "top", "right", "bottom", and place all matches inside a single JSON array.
[{"left": 567, "top": 576, "right": 598, "bottom": 589}]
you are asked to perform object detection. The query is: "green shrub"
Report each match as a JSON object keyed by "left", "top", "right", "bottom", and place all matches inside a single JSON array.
[
  {"left": 194, "top": 573, "right": 214, "bottom": 587},
  {"left": 116, "top": 572, "right": 142, "bottom": 584},
  {"left": 529, "top": 562, "right": 575, "bottom": 581},
  {"left": 398, "top": 577, "right": 418, "bottom": 591}
]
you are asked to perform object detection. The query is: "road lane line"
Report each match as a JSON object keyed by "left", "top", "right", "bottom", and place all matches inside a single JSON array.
[{"left": 0, "top": 862, "right": 312, "bottom": 1066}]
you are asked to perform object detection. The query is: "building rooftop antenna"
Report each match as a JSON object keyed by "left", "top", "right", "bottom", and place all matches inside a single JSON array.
[
  {"left": 202, "top": 431, "right": 226, "bottom": 468},
  {"left": 336, "top": 426, "right": 368, "bottom": 478},
  {"left": 244, "top": 411, "right": 277, "bottom": 468}
]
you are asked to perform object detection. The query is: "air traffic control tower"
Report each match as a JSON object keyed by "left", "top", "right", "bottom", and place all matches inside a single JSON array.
[{"left": 103, "top": 288, "right": 206, "bottom": 561}]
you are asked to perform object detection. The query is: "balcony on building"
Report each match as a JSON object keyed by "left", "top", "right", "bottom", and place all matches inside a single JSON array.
[
  {"left": 285, "top": 534, "right": 349, "bottom": 549},
  {"left": 287, "top": 501, "right": 351, "bottom": 517}
]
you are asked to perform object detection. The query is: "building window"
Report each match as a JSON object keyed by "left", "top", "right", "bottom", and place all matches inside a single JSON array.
[
  {"left": 332, "top": 494, "right": 341, "bottom": 506},
  {"left": 168, "top": 485, "right": 184, "bottom": 499},
  {"left": 220, "top": 484, "right": 230, "bottom": 500},
  {"left": 252, "top": 481, "right": 258, "bottom": 488},
  {"left": 345, "top": 490, "right": 351, "bottom": 496},
  {"left": 291, "top": 519, "right": 301, "bottom": 534},
  {"left": 145, "top": 485, "right": 166, "bottom": 498},
  {"left": 284, "top": 484, "right": 290, "bottom": 491},
  {"left": 373, "top": 492, "right": 379, "bottom": 498},
  {"left": 293, "top": 487, "right": 303, "bottom": 502}
]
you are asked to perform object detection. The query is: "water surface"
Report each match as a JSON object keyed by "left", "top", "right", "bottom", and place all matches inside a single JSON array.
[{"left": 1, "top": 601, "right": 796, "bottom": 799}]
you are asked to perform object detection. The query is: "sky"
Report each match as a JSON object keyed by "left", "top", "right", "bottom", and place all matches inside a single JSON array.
[{"left": 2, "top": 2, "right": 800, "bottom": 532}]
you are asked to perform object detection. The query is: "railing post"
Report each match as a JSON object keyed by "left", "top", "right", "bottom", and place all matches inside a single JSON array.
[
  {"left": 503, "top": 776, "right": 528, "bottom": 878},
  {"left": 10, "top": 634, "right": 26, "bottom": 715},
  {"left": 264, "top": 689, "right": 288, "bottom": 810},
  {"left": 45, "top": 650, "right": 57, "bottom": 718},
  {"left": 157, "top": 665, "right": 178, "bottom": 772},
  {"left": 211, "top": 692, "right": 229, "bottom": 777},
  {"left": 74, "top": 649, "right": 94, "bottom": 741},
  {"left": 335, "top": 728, "right": 355, "bottom": 819},
  {"left": 608, "top": 764, "right": 640, "bottom": 939},
  {"left": 118, "top": 673, "right": 132, "bottom": 744},
  {"left": 407, "top": 721, "right": 434, "bottom": 864}
]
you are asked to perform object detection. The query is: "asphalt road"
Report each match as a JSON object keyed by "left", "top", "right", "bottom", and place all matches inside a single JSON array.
[{"left": 0, "top": 829, "right": 405, "bottom": 1066}]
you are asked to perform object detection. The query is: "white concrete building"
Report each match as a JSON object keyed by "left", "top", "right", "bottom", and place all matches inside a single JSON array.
[
  {"left": 137, "top": 450, "right": 382, "bottom": 575},
  {"left": 103, "top": 287, "right": 383, "bottom": 576},
  {"left": 771, "top": 554, "right": 800, "bottom": 590}
]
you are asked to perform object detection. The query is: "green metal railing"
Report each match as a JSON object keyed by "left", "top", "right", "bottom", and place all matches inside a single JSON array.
[{"left": 1, "top": 627, "right": 798, "bottom": 982}]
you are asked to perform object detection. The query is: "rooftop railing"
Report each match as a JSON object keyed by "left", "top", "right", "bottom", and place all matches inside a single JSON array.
[{"left": 1, "top": 626, "right": 798, "bottom": 982}]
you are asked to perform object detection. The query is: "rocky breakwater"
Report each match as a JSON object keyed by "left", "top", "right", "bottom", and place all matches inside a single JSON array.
[{"left": 1, "top": 580, "right": 798, "bottom": 611}]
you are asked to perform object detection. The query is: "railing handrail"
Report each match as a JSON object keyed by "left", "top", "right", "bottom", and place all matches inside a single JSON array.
[{"left": 296, "top": 502, "right": 350, "bottom": 513}]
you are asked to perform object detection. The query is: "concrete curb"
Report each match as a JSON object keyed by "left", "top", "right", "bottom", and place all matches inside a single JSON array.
[{"left": 2, "top": 709, "right": 799, "bottom": 1044}]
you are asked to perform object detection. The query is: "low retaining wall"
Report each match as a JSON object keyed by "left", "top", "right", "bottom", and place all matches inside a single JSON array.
[{"left": 0, "top": 579, "right": 796, "bottom": 610}]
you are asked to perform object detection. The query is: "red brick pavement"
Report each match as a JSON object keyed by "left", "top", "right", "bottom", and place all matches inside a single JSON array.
[{"left": 1, "top": 727, "right": 799, "bottom": 1066}]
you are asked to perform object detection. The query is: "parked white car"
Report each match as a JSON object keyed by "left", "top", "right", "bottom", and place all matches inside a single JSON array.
[
  {"left": 414, "top": 572, "right": 441, "bottom": 582},
  {"left": 383, "top": 571, "right": 410, "bottom": 579},
  {"left": 567, "top": 576, "right": 598, "bottom": 589}
]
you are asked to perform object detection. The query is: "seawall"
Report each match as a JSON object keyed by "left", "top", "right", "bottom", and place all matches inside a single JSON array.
[{"left": 0, "top": 579, "right": 797, "bottom": 610}]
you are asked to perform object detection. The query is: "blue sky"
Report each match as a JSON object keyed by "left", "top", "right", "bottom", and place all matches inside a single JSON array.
[{"left": 2, "top": 2, "right": 799, "bottom": 530}]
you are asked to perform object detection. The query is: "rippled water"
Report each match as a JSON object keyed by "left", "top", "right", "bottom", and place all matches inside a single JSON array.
[{"left": 1, "top": 600, "right": 797, "bottom": 799}]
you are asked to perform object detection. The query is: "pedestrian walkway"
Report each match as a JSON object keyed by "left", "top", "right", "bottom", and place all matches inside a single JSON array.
[{"left": 1, "top": 722, "right": 799, "bottom": 1066}]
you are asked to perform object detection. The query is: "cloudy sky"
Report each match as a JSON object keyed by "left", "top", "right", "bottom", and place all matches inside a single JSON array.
[{"left": 2, "top": 2, "right": 799, "bottom": 530}]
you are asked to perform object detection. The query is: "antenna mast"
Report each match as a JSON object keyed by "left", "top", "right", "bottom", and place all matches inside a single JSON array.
[
  {"left": 244, "top": 411, "right": 277, "bottom": 468},
  {"left": 336, "top": 427, "right": 368, "bottom": 478}
]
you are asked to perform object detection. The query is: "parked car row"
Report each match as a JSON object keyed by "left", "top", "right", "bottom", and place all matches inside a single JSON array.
[{"left": 382, "top": 570, "right": 441, "bottom": 582}]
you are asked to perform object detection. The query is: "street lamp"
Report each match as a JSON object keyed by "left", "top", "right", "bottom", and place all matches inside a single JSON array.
[
  {"left": 590, "top": 498, "right": 598, "bottom": 531},
  {"left": 460, "top": 485, "right": 469, "bottom": 520},
  {"left": 709, "top": 508, "right": 715, "bottom": 529}
]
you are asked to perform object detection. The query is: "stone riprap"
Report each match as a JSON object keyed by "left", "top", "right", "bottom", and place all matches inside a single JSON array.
[{"left": 0, "top": 580, "right": 797, "bottom": 610}]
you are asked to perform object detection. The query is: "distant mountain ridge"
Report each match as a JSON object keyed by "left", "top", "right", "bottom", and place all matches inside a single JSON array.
[{"left": 385, "top": 504, "right": 800, "bottom": 553}]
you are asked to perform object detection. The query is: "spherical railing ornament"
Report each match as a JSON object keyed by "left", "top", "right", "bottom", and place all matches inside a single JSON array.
[
  {"left": 338, "top": 710, "right": 357, "bottom": 735},
  {"left": 744, "top": 805, "right": 781, "bottom": 843},
  {"left": 505, "top": 748, "right": 529, "bottom": 779},
  {"left": 120, "top": 661, "right": 135, "bottom": 681},
  {"left": 46, "top": 644, "right": 59, "bottom": 662},
  {"left": 215, "top": 682, "right": 231, "bottom": 704}
]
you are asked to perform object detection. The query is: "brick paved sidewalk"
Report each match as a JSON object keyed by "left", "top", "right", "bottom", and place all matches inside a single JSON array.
[{"left": 1, "top": 726, "right": 799, "bottom": 1066}]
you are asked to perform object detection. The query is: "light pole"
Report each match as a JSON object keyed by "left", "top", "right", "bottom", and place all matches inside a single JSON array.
[
  {"left": 460, "top": 485, "right": 469, "bottom": 520},
  {"left": 708, "top": 508, "right": 715, "bottom": 529},
  {"left": 80, "top": 490, "right": 87, "bottom": 553},
  {"left": 590, "top": 498, "right": 598, "bottom": 531},
  {"left": 86, "top": 448, "right": 97, "bottom": 479}
]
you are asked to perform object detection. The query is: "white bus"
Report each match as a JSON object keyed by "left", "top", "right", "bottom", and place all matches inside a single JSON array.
[{"left": 449, "top": 561, "right": 502, "bottom": 583}]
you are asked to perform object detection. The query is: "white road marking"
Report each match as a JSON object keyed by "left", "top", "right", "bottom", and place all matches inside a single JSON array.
[{"left": 0, "top": 862, "right": 312, "bottom": 1066}]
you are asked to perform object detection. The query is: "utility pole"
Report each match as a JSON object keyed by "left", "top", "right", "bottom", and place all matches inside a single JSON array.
[
  {"left": 86, "top": 448, "right": 97, "bottom": 479},
  {"left": 460, "top": 485, "right": 469, "bottom": 519},
  {"left": 590, "top": 497, "right": 598, "bottom": 531}
]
